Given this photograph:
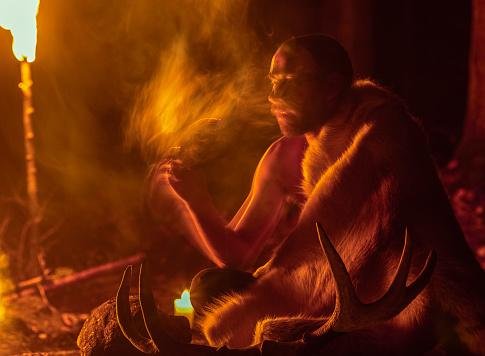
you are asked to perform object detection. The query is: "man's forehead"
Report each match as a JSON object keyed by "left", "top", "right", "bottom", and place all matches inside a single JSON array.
[{"left": 269, "top": 44, "right": 319, "bottom": 75}]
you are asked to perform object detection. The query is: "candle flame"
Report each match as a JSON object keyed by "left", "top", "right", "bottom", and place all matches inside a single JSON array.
[
  {"left": 0, "top": 0, "right": 40, "bottom": 62},
  {"left": 174, "top": 289, "right": 193, "bottom": 310},
  {"left": 174, "top": 289, "right": 194, "bottom": 327}
]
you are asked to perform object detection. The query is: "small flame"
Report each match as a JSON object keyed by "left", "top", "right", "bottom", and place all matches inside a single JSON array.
[
  {"left": 0, "top": 0, "right": 40, "bottom": 62},
  {"left": 174, "top": 289, "right": 194, "bottom": 327},
  {"left": 174, "top": 289, "right": 193, "bottom": 310}
]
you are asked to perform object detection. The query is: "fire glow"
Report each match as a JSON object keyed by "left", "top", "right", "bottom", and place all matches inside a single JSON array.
[
  {"left": 0, "top": 253, "right": 9, "bottom": 323},
  {"left": 0, "top": 0, "right": 40, "bottom": 216},
  {"left": 0, "top": 0, "right": 40, "bottom": 62},
  {"left": 0, "top": 0, "right": 41, "bottom": 325}
]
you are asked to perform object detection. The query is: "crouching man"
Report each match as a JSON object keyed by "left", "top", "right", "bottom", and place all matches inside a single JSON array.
[{"left": 149, "top": 34, "right": 485, "bottom": 354}]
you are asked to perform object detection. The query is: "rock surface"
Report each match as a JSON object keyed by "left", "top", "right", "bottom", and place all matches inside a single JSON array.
[
  {"left": 77, "top": 295, "right": 147, "bottom": 355},
  {"left": 77, "top": 295, "right": 192, "bottom": 355}
]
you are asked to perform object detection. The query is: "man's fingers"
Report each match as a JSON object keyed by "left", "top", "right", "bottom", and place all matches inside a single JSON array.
[
  {"left": 157, "top": 164, "right": 183, "bottom": 185},
  {"left": 153, "top": 159, "right": 185, "bottom": 174},
  {"left": 153, "top": 161, "right": 174, "bottom": 175},
  {"left": 149, "top": 159, "right": 191, "bottom": 196},
  {"left": 148, "top": 162, "right": 174, "bottom": 186}
]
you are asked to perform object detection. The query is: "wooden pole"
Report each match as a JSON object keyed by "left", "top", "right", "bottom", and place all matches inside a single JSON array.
[
  {"left": 463, "top": 0, "right": 485, "bottom": 144},
  {"left": 455, "top": 0, "right": 485, "bottom": 189},
  {"left": 18, "top": 58, "right": 44, "bottom": 277},
  {"left": 2, "top": 253, "right": 146, "bottom": 300},
  {"left": 19, "top": 59, "right": 39, "bottom": 219}
]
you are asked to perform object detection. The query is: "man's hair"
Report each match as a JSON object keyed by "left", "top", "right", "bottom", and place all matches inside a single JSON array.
[{"left": 283, "top": 34, "right": 354, "bottom": 90}]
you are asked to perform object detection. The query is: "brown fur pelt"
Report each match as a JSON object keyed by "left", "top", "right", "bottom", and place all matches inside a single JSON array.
[{"left": 199, "top": 80, "right": 485, "bottom": 354}]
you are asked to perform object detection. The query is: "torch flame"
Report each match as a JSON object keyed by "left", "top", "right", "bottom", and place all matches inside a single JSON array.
[{"left": 0, "top": 0, "right": 40, "bottom": 62}]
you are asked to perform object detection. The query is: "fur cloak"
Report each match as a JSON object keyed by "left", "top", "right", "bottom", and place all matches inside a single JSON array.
[{"left": 203, "top": 80, "right": 485, "bottom": 354}]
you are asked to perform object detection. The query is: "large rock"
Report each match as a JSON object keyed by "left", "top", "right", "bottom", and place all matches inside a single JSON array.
[
  {"left": 77, "top": 295, "right": 192, "bottom": 355},
  {"left": 77, "top": 296, "right": 146, "bottom": 355}
]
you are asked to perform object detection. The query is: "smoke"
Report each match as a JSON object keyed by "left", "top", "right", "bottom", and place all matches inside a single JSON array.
[
  {"left": 124, "top": 0, "right": 275, "bottom": 163},
  {"left": 0, "top": 0, "right": 278, "bottom": 269},
  {"left": 120, "top": 0, "right": 280, "bottom": 269}
]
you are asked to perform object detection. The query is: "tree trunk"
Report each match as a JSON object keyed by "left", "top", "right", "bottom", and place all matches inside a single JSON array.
[
  {"left": 463, "top": 0, "right": 485, "bottom": 142},
  {"left": 456, "top": 0, "right": 485, "bottom": 189}
]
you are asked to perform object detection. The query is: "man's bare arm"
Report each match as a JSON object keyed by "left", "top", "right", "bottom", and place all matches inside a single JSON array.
[{"left": 150, "top": 137, "right": 304, "bottom": 269}]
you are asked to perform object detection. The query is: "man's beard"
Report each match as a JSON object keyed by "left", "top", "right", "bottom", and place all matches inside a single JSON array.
[
  {"left": 271, "top": 101, "right": 312, "bottom": 136},
  {"left": 275, "top": 109, "right": 322, "bottom": 136},
  {"left": 271, "top": 98, "right": 325, "bottom": 136}
]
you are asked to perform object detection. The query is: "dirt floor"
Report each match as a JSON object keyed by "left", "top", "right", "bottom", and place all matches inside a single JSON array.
[
  {"left": 0, "top": 167, "right": 484, "bottom": 355},
  {"left": 0, "top": 268, "right": 198, "bottom": 355}
]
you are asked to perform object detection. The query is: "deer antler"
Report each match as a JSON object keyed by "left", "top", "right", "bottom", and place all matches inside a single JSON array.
[
  {"left": 116, "top": 266, "right": 159, "bottom": 354},
  {"left": 307, "top": 223, "right": 437, "bottom": 338},
  {"left": 115, "top": 224, "right": 436, "bottom": 355}
]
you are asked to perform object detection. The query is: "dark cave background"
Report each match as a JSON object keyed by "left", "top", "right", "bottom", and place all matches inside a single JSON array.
[{"left": 0, "top": 0, "right": 478, "bottom": 278}]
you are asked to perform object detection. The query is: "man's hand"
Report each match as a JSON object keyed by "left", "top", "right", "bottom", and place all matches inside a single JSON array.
[
  {"left": 146, "top": 136, "right": 306, "bottom": 269},
  {"left": 149, "top": 159, "right": 210, "bottom": 207}
]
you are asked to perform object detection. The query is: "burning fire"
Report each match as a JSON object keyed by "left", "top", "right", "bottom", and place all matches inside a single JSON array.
[{"left": 0, "top": 0, "right": 40, "bottom": 62}]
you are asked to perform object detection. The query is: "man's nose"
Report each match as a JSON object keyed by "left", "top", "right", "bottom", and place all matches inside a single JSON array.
[{"left": 268, "top": 81, "right": 288, "bottom": 103}]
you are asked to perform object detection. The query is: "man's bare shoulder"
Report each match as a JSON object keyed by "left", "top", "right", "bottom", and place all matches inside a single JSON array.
[
  {"left": 263, "top": 136, "right": 307, "bottom": 163},
  {"left": 256, "top": 136, "right": 307, "bottom": 185}
]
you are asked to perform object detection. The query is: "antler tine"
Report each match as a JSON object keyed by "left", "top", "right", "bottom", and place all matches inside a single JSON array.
[
  {"left": 400, "top": 249, "right": 437, "bottom": 305},
  {"left": 385, "top": 228, "right": 413, "bottom": 297},
  {"left": 310, "top": 222, "right": 360, "bottom": 336},
  {"left": 310, "top": 223, "right": 436, "bottom": 337},
  {"left": 354, "top": 230, "right": 437, "bottom": 327},
  {"left": 138, "top": 263, "right": 189, "bottom": 353},
  {"left": 377, "top": 228, "right": 436, "bottom": 306},
  {"left": 116, "top": 266, "right": 159, "bottom": 354}
]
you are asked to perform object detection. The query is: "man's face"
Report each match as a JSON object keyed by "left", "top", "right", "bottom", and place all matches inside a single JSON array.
[{"left": 268, "top": 45, "right": 331, "bottom": 136}]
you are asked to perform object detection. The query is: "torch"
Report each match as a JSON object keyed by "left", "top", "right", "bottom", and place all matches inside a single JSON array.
[
  {"left": 1, "top": 0, "right": 44, "bottom": 281},
  {"left": 0, "top": 0, "right": 41, "bottom": 221}
]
